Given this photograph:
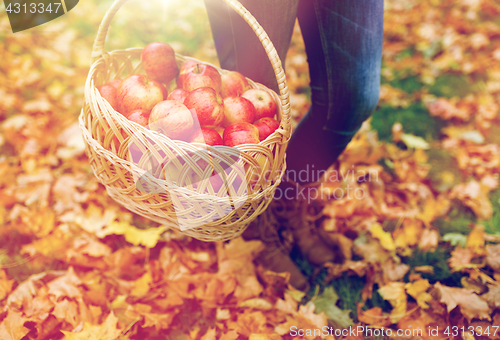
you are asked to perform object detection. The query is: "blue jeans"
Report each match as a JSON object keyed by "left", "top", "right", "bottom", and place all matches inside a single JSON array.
[{"left": 204, "top": 0, "right": 384, "bottom": 184}]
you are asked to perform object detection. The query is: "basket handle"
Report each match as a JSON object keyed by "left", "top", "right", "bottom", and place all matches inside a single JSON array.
[{"left": 90, "top": 0, "right": 291, "bottom": 138}]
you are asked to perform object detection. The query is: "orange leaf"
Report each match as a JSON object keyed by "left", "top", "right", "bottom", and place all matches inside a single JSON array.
[
  {"left": 434, "top": 282, "right": 491, "bottom": 321},
  {"left": 0, "top": 270, "right": 15, "bottom": 301},
  {"left": 0, "top": 310, "right": 31, "bottom": 340}
]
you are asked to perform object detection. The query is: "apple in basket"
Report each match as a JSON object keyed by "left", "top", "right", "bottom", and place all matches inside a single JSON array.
[
  {"left": 97, "top": 83, "right": 120, "bottom": 112},
  {"left": 242, "top": 88, "right": 277, "bottom": 121},
  {"left": 126, "top": 109, "right": 150, "bottom": 127},
  {"left": 184, "top": 87, "right": 224, "bottom": 128},
  {"left": 189, "top": 129, "right": 224, "bottom": 188},
  {"left": 223, "top": 122, "right": 260, "bottom": 147},
  {"left": 108, "top": 78, "right": 122, "bottom": 89},
  {"left": 141, "top": 42, "right": 179, "bottom": 84},
  {"left": 222, "top": 96, "right": 256, "bottom": 127},
  {"left": 176, "top": 60, "right": 198, "bottom": 88},
  {"left": 221, "top": 71, "right": 250, "bottom": 98},
  {"left": 181, "top": 63, "right": 222, "bottom": 93},
  {"left": 118, "top": 74, "right": 168, "bottom": 114},
  {"left": 149, "top": 100, "right": 194, "bottom": 140},
  {"left": 190, "top": 128, "right": 223, "bottom": 146},
  {"left": 167, "top": 88, "right": 189, "bottom": 103},
  {"left": 253, "top": 117, "right": 280, "bottom": 141}
]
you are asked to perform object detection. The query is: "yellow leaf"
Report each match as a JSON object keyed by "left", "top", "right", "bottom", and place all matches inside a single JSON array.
[
  {"left": 62, "top": 312, "right": 122, "bottom": 340},
  {"left": 416, "top": 292, "right": 433, "bottom": 310},
  {"left": 394, "top": 233, "right": 409, "bottom": 252},
  {"left": 405, "top": 279, "right": 432, "bottom": 309},
  {"left": 378, "top": 282, "right": 407, "bottom": 323},
  {"left": 110, "top": 295, "right": 129, "bottom": 310},
  {"left": 249, "top": 335, "right": 282, "bottom": 340},
  {"left": 104, "top": 222, "right": 168, "bottom": 248},
  {"left": 21, "top": 229, "right": 68, "bottom": 258},
  {"left": 238, "top": 298, "right": 273, "bottom": 310},
  {"left": 286, "top": 288, "right": 306, "bottom": 302},
  {"left": 405, "top": 279, "right": 430, "bottom": 298},
  {"left": 369, "top": 223, "right": 396, "bottom": 251},
  {"left": 466, "top": 225, "right": 485, "bottom": 255},
  {"left": 418, "top": 196, "right": 450, "bottom": 226},
  {"left": 130, "top": 272, "right": 152, "bottom": 298}
]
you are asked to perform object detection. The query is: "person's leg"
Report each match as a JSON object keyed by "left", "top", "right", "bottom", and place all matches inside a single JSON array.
[
  {"left": 203, "top": 0, "right": 298, "bottom": 93},
  {"left": 285, "top": 0, "right": 384, "bottom": 184},
  {"left": 273, "top": 0, "right": 384, "bottom": 268},
  {"left": 204, "top": 0, "right": 313, "bottom": 291}
]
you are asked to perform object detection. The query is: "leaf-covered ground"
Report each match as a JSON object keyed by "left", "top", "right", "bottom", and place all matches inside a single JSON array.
[{"left": 1, "top": 0, "right": 500, "bottom": 339}]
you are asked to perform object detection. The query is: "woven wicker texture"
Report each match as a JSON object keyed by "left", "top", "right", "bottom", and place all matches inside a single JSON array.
[{"left": 79, "top": 0, "right": 291, "bottom": 242}]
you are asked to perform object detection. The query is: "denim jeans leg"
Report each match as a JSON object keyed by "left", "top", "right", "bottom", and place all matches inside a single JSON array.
[
  {"left": 284, "top": 0, "right": 384, "bottom": 183},
  {"left": 203, "top": 0, "right": 299, "bottom": 93},
  {"left": 314, "top": 0, "right": 384, "bottom": 135}
]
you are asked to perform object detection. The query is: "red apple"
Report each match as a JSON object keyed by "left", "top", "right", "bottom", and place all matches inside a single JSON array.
[
  {"left": 149, "top": 100, "right": 194, "bottom": 140},
  {"left": 242, "top": 88, "right": 277, "bottom": 121},
  {"left": 108, "top": 79, "right": 122, "bottom": 89},
  {"left": 253, "top": 117, "right": 280, "bottom": 141},
  {"left": 141, "top": 42, "right": 179, "bottom": 84},
  {"left": 221, "top": 71, "right": 250, "bottom": 98},
  {"left": 126, "top": 109, "right": 150, "bottom": 127},
  {"left": 118, "top": 74, "right": 168, "bottom": 115},
  {"left": 223, "top": 122, "right": 260, "bottom": 147},
  {"left": 97, "top": 83, "right": 120, "bottom": 112},
  {"left": 222, "top": 97, "right": 256, "bottom": 128},
  {"left": 184, "top": 87, "right": 224, "bottom": 128},
  {"left": 190, "top": 128, "right": 223, "bottom": 146},
  {"left": 182, "top": 63, "right": 222, "bottom": 93},
  {"left": 177, "top": 60, "right": 198, "bottom": 89},
  {"left": 167, "top": 88, "right": 189, "bottom": 103}
]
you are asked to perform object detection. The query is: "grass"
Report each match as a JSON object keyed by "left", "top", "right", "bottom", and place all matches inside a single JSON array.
[
  {"left": 403, "top": 248, "right": 464, "bottom": 287},
  {"left": 330, "top": 275, "right": 391, "bottom": 321},
  {"left": 481, "top": 188, "right": 500, "bottom": 235},
  {"left": 426, "top": 148, "right": 464, "bottom": 193},
  {"left": 370, "top": 103, "right": 444, "bottom": 142},
  {"left": 428, "top": 75, "right": 477, "bottom": 98},
  {"left": 434, "top": 199, "right": 476, "bottom": 236}
]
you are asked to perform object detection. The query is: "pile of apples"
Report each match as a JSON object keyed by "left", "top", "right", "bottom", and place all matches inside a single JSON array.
[{"left": 96, "top": 42, "right": 280, "bottom": 148}]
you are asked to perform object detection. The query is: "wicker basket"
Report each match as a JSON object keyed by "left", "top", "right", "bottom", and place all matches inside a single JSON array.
[{"left": 79, "top": 0, "right": 291, "bottom": 242}]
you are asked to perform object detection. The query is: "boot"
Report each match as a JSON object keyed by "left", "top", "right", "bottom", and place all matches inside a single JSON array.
[{"left": 242, "top": 208, "right": 310, "bottom": 291}]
